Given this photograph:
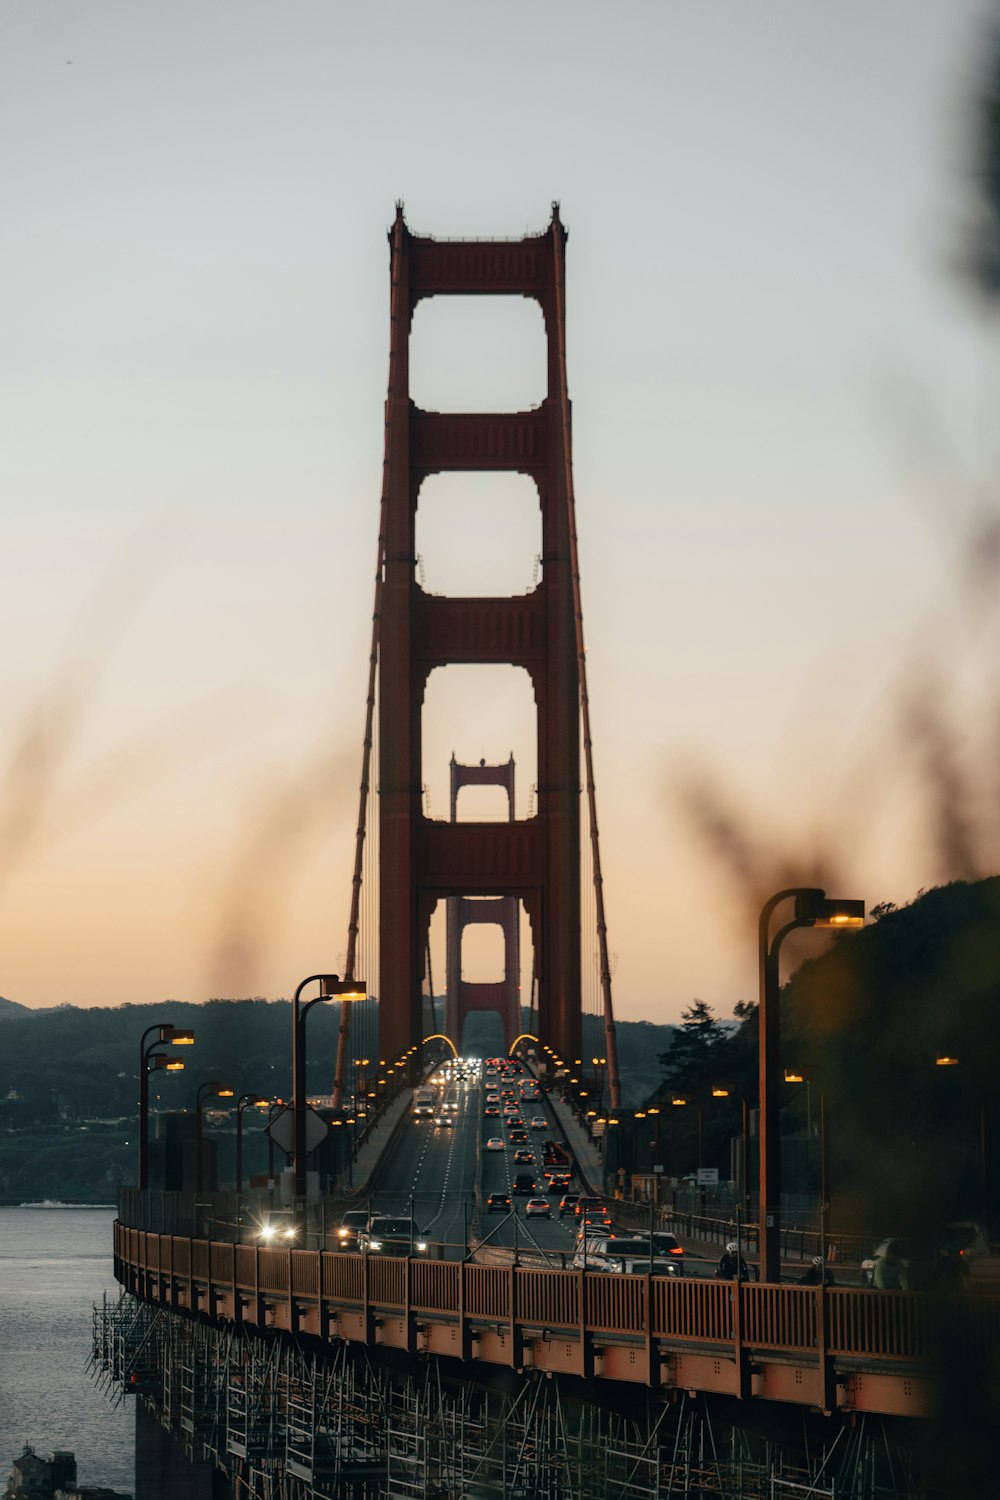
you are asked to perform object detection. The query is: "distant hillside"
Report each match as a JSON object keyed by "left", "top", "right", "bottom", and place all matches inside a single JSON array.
[{"left": 0, "top": 996, "right": 32, "bottom": 1020}]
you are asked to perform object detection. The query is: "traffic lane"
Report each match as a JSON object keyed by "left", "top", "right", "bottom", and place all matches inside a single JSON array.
[
  {"left": 374, "top": 1116, "right": 469, "bottom": 1211},
  {"left": 479, "top": 1132, "right": 578, "bottom": 1258},
  {"left": 367, "top": 1081, "right": 480, "bottom": 1252}
]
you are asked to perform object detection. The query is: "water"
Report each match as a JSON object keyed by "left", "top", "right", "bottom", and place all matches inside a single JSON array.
[{"left": 0, "top": 1205, "right": 134, "bottom": 1494}]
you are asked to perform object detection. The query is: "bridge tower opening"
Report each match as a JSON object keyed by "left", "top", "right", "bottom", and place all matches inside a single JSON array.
[
  {"left": 377, "top": 204, "right": 582, "bottom": 1070},
  {"left": 446, "top": 755, "right": 521, "bottom": 1052}
]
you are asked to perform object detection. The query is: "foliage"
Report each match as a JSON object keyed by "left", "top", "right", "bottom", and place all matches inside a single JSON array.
[{"left": 781, "top": 878, "right": 1000, "bottom": 1235}]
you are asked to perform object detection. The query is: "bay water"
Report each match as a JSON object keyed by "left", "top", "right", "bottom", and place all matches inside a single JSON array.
[{"left": 0, "top": 1206, "right": 134, "bottom": 1494}]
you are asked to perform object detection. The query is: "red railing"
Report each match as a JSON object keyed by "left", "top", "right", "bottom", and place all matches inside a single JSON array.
[{"left": 115, "top": 1227, "right": 945, "bottom": 1382}]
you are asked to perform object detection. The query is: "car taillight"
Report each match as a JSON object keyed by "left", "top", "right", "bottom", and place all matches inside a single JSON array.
[{"left": 670, "top": 1247, "right": 683, "bottom": 1255}]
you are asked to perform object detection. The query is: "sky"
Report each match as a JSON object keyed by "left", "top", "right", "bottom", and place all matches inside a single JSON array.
[{"left": 2, "top": 0, "right": 999, "bottom": 1024}]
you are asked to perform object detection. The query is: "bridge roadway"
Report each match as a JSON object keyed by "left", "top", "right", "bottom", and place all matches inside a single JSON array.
[
  {"left": 113, "top": 1060, "right": 998, "bottom": 1426},
  {"left": 359, "top": 1063, "right": 580, "bottom": 1262}
]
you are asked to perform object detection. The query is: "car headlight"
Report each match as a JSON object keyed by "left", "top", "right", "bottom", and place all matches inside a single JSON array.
[
  {"left": 416, "top": 1240, "right": 428, "bottom": 1252},
  {"left": 369, "top": 1240, "right": 382, "bottom": 1251}
]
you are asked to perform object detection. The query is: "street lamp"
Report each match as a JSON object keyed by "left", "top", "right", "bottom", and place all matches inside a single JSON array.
[
  {"left": 236, "top": 1094, "right": 268, "bottom": 1193},
  {"left": 137, "top": 1023, "right": 195, "bottom": 1189},
  {"left": 784, "top": 1069, "right": 828, "bottom": 1269},
  {"left": 711, "top": 1085, "right": 751, "bottom": 1216},
  {"left": 292, "top": 974, "right": 366, "bottom": 1206},
  {"left": 933, "top": 1054, "right": 990, "bottom": 1221},
  {"left": 195, "top": 1081, "right": 234, "bottom": 1193},
  {"left": 758, "top": 887, "right": 863, "bottom": 1283}
]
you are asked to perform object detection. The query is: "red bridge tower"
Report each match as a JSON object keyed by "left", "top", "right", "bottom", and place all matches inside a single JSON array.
[{"left": 378, "top": 204, "right": 582, "bottom": 1070}]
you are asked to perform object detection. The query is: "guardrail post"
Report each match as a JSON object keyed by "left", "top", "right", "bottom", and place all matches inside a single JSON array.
[
  {"left": 733, "top": 1279, "right": 750, "bottom": 1399},
  {"left": 817, "top": 1284, "right": 835, "bottom": 1414}
]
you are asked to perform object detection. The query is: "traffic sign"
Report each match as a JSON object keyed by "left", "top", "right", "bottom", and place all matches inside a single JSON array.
[
  {"left": 266, "top": 1105, "right": 329, "bottom": 1156},
  {"left": 696, "top": 1167, "right": 719, "bottom": 1186}
]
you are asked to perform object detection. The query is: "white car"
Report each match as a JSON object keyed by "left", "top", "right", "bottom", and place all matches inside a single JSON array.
[
  {"left": 529, "top": 1116, "right": 547, "bottom": 1130},
  {"left": 434, "top": 1114, "right": 453, "bottom": 1127},
  {"left": 486, "top": 1136, "right": 505, "bottom": 1151},
  {"left": 525, "top": 1197, "right": 551, "bottom": 1218}
]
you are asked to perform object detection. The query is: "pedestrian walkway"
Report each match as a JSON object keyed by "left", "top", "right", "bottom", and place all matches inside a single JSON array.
[{"left": 544, "top": 1087, "right": 606, "bottom": 1196}]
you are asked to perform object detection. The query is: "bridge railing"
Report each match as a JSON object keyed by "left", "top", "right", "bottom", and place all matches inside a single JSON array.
[{"left": 115, "top": 1220, "right": 956, "bottom": 1373}]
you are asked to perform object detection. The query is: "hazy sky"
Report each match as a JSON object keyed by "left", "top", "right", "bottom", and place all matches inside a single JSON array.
[{"left": 2, "top": 1, "right": 998, "bottom": 1022}]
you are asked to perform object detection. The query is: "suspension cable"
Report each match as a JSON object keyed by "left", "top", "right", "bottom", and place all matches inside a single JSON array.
[
  {"left": 550, "top": 214, "right": 622, "bottom": 1109},
  {"left": 332, "top": 216, "right": 402, "bottom": 1105}
]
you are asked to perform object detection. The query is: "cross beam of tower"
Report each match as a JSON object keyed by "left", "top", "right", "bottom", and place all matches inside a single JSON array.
[{"left": 372, "top": 205, "right": 619, "bottom": 1104}]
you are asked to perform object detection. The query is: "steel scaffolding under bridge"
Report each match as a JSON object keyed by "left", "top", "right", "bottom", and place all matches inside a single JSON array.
[{"left": 92, "top": 1291, "right": 941, "bottom": 1500}]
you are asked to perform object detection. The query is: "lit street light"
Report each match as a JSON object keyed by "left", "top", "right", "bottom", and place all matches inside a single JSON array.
[
  {"left": 784, "top": 1068, "right": 828, "bottom": 1269},
  {"left": 236, "top": 1094, "right": 268, "bottom": 1193},
  {"left": 196, "top": 1081, "right": 235, "bottom": 1194},
  {"left": 711, "top": 1085, "right": 750, "bottom": 1216},
  {"left": 758, "top": 887, "right": 863, "bottom": 1283},
  {"left": 292, "top": 974, "right": 366, "bottom": 1208},
  {"left": 137, "top": 1023, "right": 195, "bottom": 1190}
]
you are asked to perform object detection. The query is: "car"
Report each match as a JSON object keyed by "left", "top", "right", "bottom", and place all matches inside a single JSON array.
[
  {"left": 574, "top": 1196, "right": 606, "bottom": 1218},
  {"left": 601, "top": 1237, "right": 683, "bottom": 1276},
  {"left": 529, "top": 1116, "right": 547, "bottom": 1130},
  {"left": 434, "top": 1114, "right": 454, "bottom": 1127},
  {"left": 559, "top": 1194, "right": 580, "bottom": 1217},
  {"left": 861, "top": 1236, "right": 962, "bottom": 1290},
  {"left": 508, "top": 1129, "right": 528, "bottom": 1144},
  {"left": 513, "top": 1148, "right": 534, "bottom": 1165},
  {"left": 580, "top": 1213, "right": 613, "bottom": 1233},
  {"left": 359, "top": 1216, "right": 429, "bottom": 1255},
  {"left": 512, "top": 1173, "right": 536, "bottom": 1195},
  {"left": 486, "top": 1136, "right": 505, "bottom": 1151},
  {"left": 484, "top": 1105, "right": 500, "bottom": 1117},
  {"left": 525, "top": 1197, "right": 551, "bottom": 1218},
  {"left": 332, "top": 1210, "right": 369, "bottom": 1250},
  {"left": 486, "top": 1093, "right": 500, "bottom": 1103},
  {"left": 547, "top": 1173, "right": 570, "bottom": 1194},
  {"left": 486, "top": 1192, "right": 511, "bottom": 1214},
  {"left": 647, "top": 1231, "right": 685, "bottom": 1263}
]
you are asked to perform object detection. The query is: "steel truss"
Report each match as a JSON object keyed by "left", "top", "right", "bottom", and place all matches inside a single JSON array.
[{"left": 92, "top": 1294, "right": 935, "bottom": 1499}]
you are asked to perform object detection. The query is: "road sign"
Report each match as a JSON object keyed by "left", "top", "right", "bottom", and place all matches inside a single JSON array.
[
  {"left": 696, "top": 1167, "right": 719, "bottom": 1186},
  {"left": 266, "top": 1105, "right": 329, "bottom": 1156}
]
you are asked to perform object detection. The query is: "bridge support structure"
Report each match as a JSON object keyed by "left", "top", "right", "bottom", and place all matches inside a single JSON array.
[
  {"left": 445, "top": 754, "right": 521, "bottom": 1051},
  {"left": 378, "top": 205, "right": 583, "bottom": 1070},
  {"left": 94, "top": 1292, "right": 937, "bottom": 1500}
]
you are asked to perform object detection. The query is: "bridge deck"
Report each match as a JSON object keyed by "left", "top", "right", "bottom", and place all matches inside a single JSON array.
[{"left": 114, "top": 1221, "right": 994, "bottom": 1420}]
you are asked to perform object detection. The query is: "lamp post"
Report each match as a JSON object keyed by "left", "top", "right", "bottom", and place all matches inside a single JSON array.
[
  {"left": 592, "top": 1057, "right": 606, "bottom": 1111},
  {"left": 267, "top": 1099, "right": 286, "bottom": 1180},
  {"left": 935, "top": 1053, "right": 990, "bottom": 1221},
  {"left": 784, "top": 1069, "right": 827, "bottom": 1268},
  {"left": 196, "top": 1082, "right": 234, "bottom": 1194},
  {"left": 236, "top": 1094, "right": 268, "bottom": 1193},
  {"left": 292, "top": 974, "right": 366, "bottom": 1208},
  {"left": 137, "top": 1023, "right": 195, "bottom": 1189},
  {"left": 711, "top": 1085, "right": 750, "bottom": 1216},
  {"left": 758, "top": 888, "right": 863, "bottom": 1284}
]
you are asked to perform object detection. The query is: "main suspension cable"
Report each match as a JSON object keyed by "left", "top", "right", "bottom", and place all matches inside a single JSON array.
[{"left": 550, "top": 212, "right": 622, "bottom": 1109}]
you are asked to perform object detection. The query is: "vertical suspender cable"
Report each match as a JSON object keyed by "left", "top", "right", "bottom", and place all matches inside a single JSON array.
[
  {"left": 550, "top": 215, "right": 622, "bottom": 1109},
  {"left": 332, "top": 216, "right": 401, "bottom": 1105}
]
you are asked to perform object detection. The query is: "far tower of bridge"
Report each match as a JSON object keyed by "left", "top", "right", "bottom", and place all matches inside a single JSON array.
[{"left": 445, "top": 754, "right": 521, "bottom": 1052}]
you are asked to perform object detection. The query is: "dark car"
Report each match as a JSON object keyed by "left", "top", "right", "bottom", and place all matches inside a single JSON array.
[
  {"left": 358, "top": 1216, "right": 429, "bottom": 1255},
  {"left": 332, "top": 1210, "right": 369, "bottom": 1251},
  {"left": 547, "top": 1172, "right": 570, "bottom": 1194},
  {"left": 513, "top": 1148, "right": 534, "bottom": 1165},
  {"left": 486, "top": 1192, "right": 511, "bottom": 1214},
  {"left": 508, "top": 1128, "right": 528, "bottom": 1143},
  {"left": 512, "top": 1173, "right": 536, "bottom": 1195},
  {"left": 559, "top": 1193, "right": 580, "bottom": 1217},
  {"left": 861, "top": 1237, "right": 950, "bottom": 1290}
]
